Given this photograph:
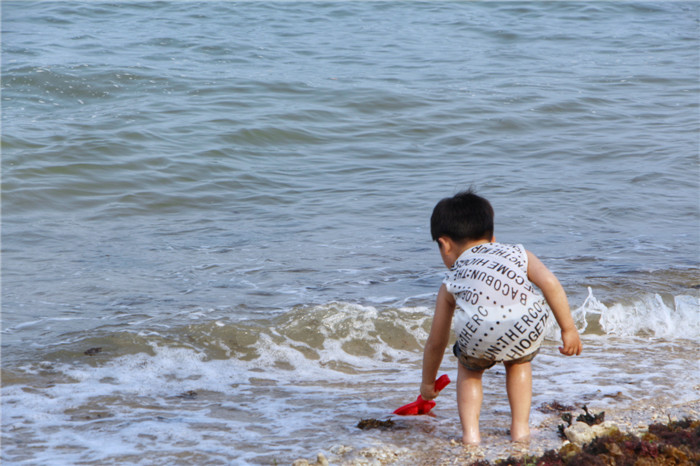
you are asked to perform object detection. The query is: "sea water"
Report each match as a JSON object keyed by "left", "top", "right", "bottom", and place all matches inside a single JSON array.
[{"left": 2, "top": 1, "right": 699, "bottom": 464}]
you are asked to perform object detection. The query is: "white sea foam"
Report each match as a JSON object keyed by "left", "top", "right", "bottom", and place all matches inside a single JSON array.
[
  {"left": 2, "top": 344, "right": 342, "bottom": 464},
  {"left": 578, "top": 287, "right": 700, "bottom": 340}
]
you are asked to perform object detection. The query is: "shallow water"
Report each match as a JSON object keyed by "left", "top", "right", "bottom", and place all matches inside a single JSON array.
[{"left": 2, "top": 1, "right": 699, "bottom": 464}]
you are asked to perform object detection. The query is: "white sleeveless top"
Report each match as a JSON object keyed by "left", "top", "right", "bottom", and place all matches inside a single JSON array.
[{"left": 444, "top": 242, "right": 550, "bottom": 361}]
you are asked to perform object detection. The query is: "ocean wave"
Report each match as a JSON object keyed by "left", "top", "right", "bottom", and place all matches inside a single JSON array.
[
  {"left": 5, "top": 303, "right": 430, "bottom": 376},
  {"left": 6, "top": 291, "right": 697, "bottom": 381},
  {"left": 577, "top": 287, "right": 700, "bottom": 340}
]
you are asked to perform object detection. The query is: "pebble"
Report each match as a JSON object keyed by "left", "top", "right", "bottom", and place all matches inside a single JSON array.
[
  {"left": 292, "top": 453, "right": 329, "bottom": 466},
  {"left": 330, "top": 445, "right": 353, "bottom": 455}
]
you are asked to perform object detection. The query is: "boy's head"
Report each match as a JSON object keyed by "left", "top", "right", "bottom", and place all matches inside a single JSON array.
[{"left": 431, "top": 189, "right": 494, "bottom": 244}]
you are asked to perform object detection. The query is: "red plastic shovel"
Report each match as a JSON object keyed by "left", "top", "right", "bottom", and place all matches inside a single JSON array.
[{"left": 393, "top": 374, "right": 451, "bottom": 416}]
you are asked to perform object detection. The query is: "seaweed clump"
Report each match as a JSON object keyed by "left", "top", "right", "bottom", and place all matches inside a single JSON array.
[
  {"left": 646, "top": 418, "right": 700, "bottom": 452},
  {"left": 357, "top": 418, "right": 396, "bottom": 430},
  {"left": 576, "top": 405, "right": 605, "bottom": 426},
  {"left": 537, "top": 401, "right": 576, "bottom": 414},
  {"left": 466, "top": 418, "right": 700, "bottom": 466}
]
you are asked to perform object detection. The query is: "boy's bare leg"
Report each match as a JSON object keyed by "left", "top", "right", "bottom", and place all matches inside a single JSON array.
[
  {"left": 457, "top": 363, "right": 484, "bottom": 445},
  {"left": 504, "top": 361, "right": 532, "bottom": 442}
]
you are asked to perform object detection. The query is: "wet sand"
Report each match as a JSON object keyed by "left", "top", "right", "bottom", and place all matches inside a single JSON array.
[{"left": 296, "top": 398, "right": 700, "bottom": 465}]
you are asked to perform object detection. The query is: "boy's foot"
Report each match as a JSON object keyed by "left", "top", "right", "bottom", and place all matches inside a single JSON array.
[{"left": 509, "top": 425, "right": 530, "bottom": 443}]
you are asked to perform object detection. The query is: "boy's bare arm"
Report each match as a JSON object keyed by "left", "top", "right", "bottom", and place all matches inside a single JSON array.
[
  {"left": 421, "top": 284, "right": 456, "bottom": 400},
  {"left": 526, "top": 251, "right": 583, "bottom": 356}
]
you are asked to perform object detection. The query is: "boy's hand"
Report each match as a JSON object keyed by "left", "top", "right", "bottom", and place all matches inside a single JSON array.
[
  {"left": 559, "top": 328, "right": 583, "bottom": 356},
  {"left": 420, "top": 381, "right": 438, "bottom": 401}
]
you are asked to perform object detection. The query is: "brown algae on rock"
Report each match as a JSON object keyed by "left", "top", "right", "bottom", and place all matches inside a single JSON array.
[{"left": 469, "top": 417, "right": 700, "bottom": 465}]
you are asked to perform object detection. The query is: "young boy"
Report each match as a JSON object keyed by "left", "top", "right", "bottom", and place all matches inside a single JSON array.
[{"left": 420, "top": 190, "right": 582, "bottom": 444}]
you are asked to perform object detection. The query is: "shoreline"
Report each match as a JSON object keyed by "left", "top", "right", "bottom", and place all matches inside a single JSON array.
[{"left": 294, "top": 398, "right": 700, "bottom": 465}]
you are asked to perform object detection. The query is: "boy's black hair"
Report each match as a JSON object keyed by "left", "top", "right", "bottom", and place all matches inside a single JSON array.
[{"left": 430, "top": 189, "right": 494, "bottom": 243}]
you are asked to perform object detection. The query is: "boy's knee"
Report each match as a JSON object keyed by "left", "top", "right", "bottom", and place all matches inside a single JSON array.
[
  {"left": 504, "top": 361, "right": 532, "bottom": 376},
  {"left": 504, "top": 360, "right": 530, "bottom": 369}
]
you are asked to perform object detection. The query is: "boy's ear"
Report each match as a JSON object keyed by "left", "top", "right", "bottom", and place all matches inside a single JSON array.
[{"left": 437, "top": 236, "right": 453, "bottom": 253}]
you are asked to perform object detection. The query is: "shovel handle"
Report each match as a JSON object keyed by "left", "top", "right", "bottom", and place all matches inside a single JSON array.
[{"left": 434, "top": 374, "right": 450, "bottom": 392}]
